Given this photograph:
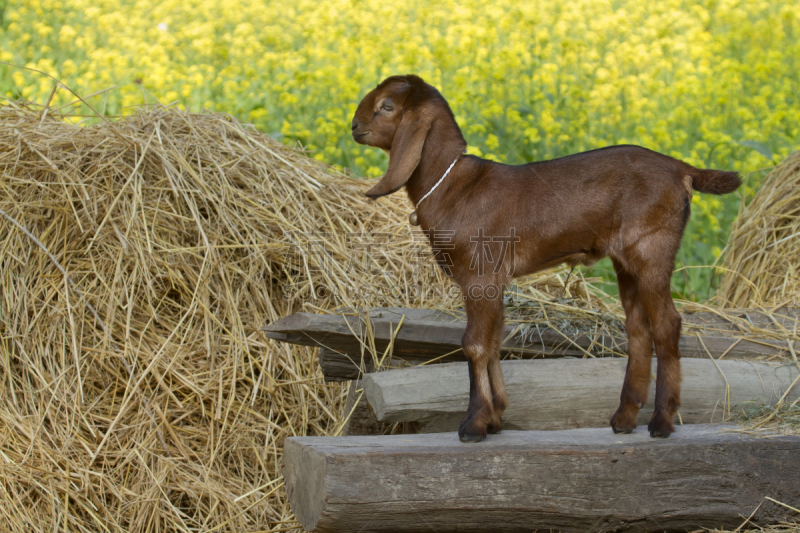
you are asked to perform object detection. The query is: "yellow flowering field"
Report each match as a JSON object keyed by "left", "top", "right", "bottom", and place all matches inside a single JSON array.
[{"left": 1, "top": 0, "right": 798, "bottom": 296}]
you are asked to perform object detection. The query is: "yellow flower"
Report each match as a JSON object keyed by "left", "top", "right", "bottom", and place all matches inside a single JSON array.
[
  {"left": 466, "top": 145, "right": 483, "bottom": 157},
  {"left": 59, "top": 25, "right": 77, "bottom": 44},
  {"left": 12, "top": 71, "right": 26, "bottom": 88},
  {"left": 36, "top": 25, "right": 53, "bottom": 37}
]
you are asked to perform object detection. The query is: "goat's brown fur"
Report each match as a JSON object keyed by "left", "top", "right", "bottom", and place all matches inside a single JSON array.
[{"left": 352, "top": 75, "right": 741, "bottom": 443}]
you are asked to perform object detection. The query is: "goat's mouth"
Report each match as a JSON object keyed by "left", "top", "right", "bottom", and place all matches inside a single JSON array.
[{"left": 352, "top": 131, "right": 370, "bottom": 144}]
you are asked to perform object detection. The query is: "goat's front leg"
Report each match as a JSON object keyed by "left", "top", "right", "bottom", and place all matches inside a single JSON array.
[
  {"left": 458, "top": 292, "right": 506, "bottom": 443},
  {"left": 487, "top": 304, "right": 509, "bottom": 431}
]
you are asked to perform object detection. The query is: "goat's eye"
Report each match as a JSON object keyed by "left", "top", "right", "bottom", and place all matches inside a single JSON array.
[{"left": 381, "top": 103, "right": 393, "bottom": 111}]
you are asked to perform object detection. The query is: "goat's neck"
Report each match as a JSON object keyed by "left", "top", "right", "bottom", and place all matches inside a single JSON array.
[{"left": 405, "top": 120, "right": 468, "bottom": 208}]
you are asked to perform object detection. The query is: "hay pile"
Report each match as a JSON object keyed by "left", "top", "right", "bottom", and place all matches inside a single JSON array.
[
  {"left": 719, "top": 150, "right": 800, "bottom": 307},
  {"left": 0, "top": 103, "right": 592, "bottom": 532},
  {"left": 714, "top": 149, "right": 800, "bottom": 447}
]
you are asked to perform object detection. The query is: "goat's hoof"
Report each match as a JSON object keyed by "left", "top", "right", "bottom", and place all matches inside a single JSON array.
[
  {"left": 610, "top": 408, "right": 637, "bottom": 434},
  {"left": 487, "top": 417, "right": 503, "bottom": 434},
  {"left": 458, "top": 421, "right": 487, "bottom": 443},
  {"left": 458, "top": 431, "right": 486, "bottom": 443},
  {"left": 458, "top": 413, "right": 488, "bottom": 443},
  {"left": 611, "top": 424, "right": 635, "bottom": 434},
  {"left": 648, "top": 411, "right": 675, "bottom": 438}
]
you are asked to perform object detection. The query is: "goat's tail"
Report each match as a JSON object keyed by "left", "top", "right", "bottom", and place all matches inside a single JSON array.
[{"left": 688, "top": 168, "right": 742, "bottom": 195}]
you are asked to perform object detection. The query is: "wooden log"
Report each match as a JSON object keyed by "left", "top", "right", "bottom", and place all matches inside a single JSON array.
[
  {"left": 282, "top": 425, "right": 800, "bottom": 532},
  {"left": 262, "top": 307, "right": 797, "bottom": 381},
  {"left": 363, "top": 358, "right": 800, "bottom": 432}
]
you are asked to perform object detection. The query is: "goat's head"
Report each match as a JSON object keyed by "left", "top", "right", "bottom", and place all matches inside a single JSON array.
[{"left": 352, "top": 75, "right": 442, "bottom": 199}]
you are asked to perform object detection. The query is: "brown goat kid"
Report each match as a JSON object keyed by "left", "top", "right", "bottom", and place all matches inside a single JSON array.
[{"left": 351, "top": 75, "right": 741, "bottom": 443}]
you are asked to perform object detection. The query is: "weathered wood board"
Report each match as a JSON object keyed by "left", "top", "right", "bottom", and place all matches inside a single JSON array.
[
  {"left": 340, "top": 380, "right": 391, "bottom": 436},
  {"left": 282, "top": 425, "right": 800, "bottom": 533},
  {"left": 362, "top": 358, "right": 800, "bottom": 432},
  {"left": 262, "top": 307, "right": 798, "bottom": 381}
]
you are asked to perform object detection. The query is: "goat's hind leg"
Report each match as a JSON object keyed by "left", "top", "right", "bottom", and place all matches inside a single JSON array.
[
  {"left": 639, "top": 280, "right": 682, "bottom": 438},
  {"left": 611, "top": 261, "right": 654, "bottom": 434},
  {"left": 631, "top": 249, "right": 683, "bottom": 437},
  {"left": 459, "top": 295, "right": 504, "bottom": 443}
]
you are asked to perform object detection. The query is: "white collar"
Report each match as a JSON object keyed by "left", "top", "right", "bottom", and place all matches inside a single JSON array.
[{"left": 415, "top": 154, "right": 462, "bottom": 208}]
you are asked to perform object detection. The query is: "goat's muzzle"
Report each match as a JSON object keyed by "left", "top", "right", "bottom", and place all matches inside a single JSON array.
[{"left": 352, "top": 130, "right": 369, "bottom": 144}]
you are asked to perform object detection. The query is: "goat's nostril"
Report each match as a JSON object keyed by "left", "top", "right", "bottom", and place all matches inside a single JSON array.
[{"left": 351, "top": 122, "right": 358, "bottom": 131}]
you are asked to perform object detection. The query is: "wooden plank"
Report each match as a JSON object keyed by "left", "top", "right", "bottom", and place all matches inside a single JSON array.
[
  {"left": 362, "top": 358, "right": 800, "bottom": 432},
  {"left": 282, "top": 425, "right": 800, "bottom": 532},
  {"left": 341, "top": 380, "right": 391, "bottom": 436},
  {"left": 317, "top": 347, "right": 371, "bottom": 381},
  {"left": 262, "top": 307, "right": 797, "bottom": 381},
  {"left": 680, "top": 306, "right": 800, "bottom": 333},
  {"left": 263, "top": 309, "right": 625, "bottom": 360}
]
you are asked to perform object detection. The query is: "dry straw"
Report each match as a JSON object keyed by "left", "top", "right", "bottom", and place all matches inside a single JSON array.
[
  {"left": 0, "top": 102, "right": 592, "bottom": 532},
  {"left": 719, "top": 150, "right": 800, "bottom": 307}
]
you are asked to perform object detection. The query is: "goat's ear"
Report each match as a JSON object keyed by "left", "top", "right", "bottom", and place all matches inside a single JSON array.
[{"left": 365, "top": 112, "right": 431, "bottom": 199}]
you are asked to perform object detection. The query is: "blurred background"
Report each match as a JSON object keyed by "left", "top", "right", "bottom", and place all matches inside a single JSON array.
[{"left": 2, "top": 0, "right": 798, "bottom": 299}]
